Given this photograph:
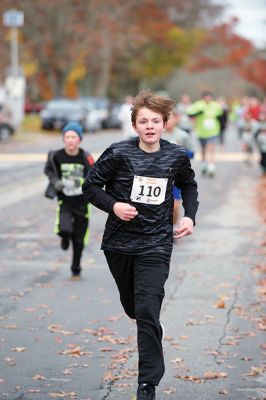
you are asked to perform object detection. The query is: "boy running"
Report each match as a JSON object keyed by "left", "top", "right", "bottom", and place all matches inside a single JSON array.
[
  {"left": 82, "top": 90, "right": 198, "bottom": 399},
  {"left": 187, "top": 90, "right": 222, "bottom": 177},
  {"left": 44, "top": 121, "right": 94, "bottom": 277}
]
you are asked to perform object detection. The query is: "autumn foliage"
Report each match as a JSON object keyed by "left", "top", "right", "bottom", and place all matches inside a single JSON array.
[
  {"left": 188, "top": 18, "right": 265, "bottom": 94},
  {"left": 0, "top": 1, "right": 264, "bottom": 99}
]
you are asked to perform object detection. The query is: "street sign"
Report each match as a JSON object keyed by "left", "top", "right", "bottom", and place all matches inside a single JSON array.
[{"left": 3, "top": 9, "right": 24, "bottom": 27}]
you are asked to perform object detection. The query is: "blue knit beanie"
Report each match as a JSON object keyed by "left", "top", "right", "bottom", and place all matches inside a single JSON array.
[{"left": 62, "top": 121, "right": 83, "bottom": 140}]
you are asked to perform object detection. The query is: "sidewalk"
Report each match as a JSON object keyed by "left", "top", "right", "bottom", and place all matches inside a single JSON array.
[{"left": 101, "top": 173, "right": 266, "bottom": 400}]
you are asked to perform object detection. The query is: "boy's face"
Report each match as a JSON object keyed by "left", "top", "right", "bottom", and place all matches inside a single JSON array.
[
  {"left": 63, "top": 131, "right": 81, "bottom": 151},
  {"left": 133, "top": 107, "right": 165, "bottom": 146}
]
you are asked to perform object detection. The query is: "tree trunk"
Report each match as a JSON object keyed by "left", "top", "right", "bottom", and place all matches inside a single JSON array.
[{"left": 93, "top": 29, "right": 112, "bottom": 97}]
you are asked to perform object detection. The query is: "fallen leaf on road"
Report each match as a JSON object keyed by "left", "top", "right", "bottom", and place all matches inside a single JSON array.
[
  {"left": 204, "top": 315, "right": 216, "bottom": 323},
  {"left": 4, "top": 357, "right": 16, "bottom": 366},
  {"left": 4, "top": 324, "right": 17, "bottom": 329},
  {"left": 163, "top": 387, "right": 176, "bottom": 394},
  {"left": 204, "top": 371, "right": 227, "bottom": 379},
  {"left": 205, "top": 349, "right": 222, "bottom": 356},
  {"left": 113, "top": 383, "right": 132, "bottom": 387},
  {"left": 59, "top": 345, "right": 92, "bottom": 357},
  {"left": 186, "top": 319, "right": 204, "bottom": 326},
  {"left": 69, "top": 296, "right": 79, "bottom": 300},
  {"left": 25, "top": 307, "right": 38, "bottom": 312},
  {"left": 252, "top": 263, "right": 266, "bottom": 274},
  {"left": 102, "top": 371, "right": 120, "bottom": 382},
  {"left": 33, "top": 374, "right": 47, "bottom": 380},
  {"left": 99, "top": 347, "right": 113, "bottom": 352},
  {"left": 179, "top": 335, "right": 189, "bottom": 340},
  {"left": 48, "top": 391, "right": 77, "bottom": 398},
  {"left": 171, "top": 357, "right": 184, "bottom": 364},
  {"left": 35, "top": 283, "right": 53, "bottom": 288},
  {"left": 214, "top": 296, "right": 226, "bottom": 308},
  {"left": 98, "top": 335, "right": 117, "bottom": 344},
  {"left": 257, "top": 278, "right": 266, "bottom": 286},
  {"left": 91, "top": 326, "right": 115, "bottom": 336},
  {"left": 243, "top": 366, "right": 266, "bottom": 376},
  {"left": 11, "top": 347, "right": 26, "bottom": 352},
  {"left": 223, "top": 337, "right": 239, "bottom": 346},
  {"left": 218, "top": 389, "right": 228, "bottom": 395},
  {"left": 257, "top": 287, "right": 266, "bottom": 297},
  {"left": 63, "top": 369, "right": 72, "bottom": 375},
  {"left": 48, "top": 325, "right": 75, "bottom": 336},
  {"left": 107, "top": 315, "right": 123, "bottom": 322},
  {"left": 175, "top": 374, "right": 202, "bottom": 383},
  {"left": 111, "top": 353, "right": 129, "bottom": 365}
]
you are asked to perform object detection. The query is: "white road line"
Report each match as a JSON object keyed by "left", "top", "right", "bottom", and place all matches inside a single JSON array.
[
  {"left": 0, "top": 176, "right": 47, "bottom": 209},
  {"left": 0, "top": 152, "right": 102, "bottom": 162},
  {"left": 0, "top": 152, "right": 259, "bottom": 163}
]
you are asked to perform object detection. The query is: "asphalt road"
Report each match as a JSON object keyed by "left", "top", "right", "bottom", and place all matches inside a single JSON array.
[{"left": 0, "top": 128, "right": 265, "bottom": 400}]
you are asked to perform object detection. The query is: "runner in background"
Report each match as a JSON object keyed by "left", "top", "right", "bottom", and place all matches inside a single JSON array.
[
  {"left": 216, "top": 96, "right": 228, "bottom": 151},
  {"left": 44, "top": 122, "right": 94, "bottom": 277},
  {"left": 187, "top": 90, "right": 222, "bottom": 177},
  {"left": 254, "top": 111, "right": 266, "bottom": 175},
  {"left": 164, "top": 111, "right": 194, "bottom": 230},
  {"left": 118, "top": 95, "right": 136, "bottom": 139},
  {"left": 175, "top": 94, "right": 192, "bottom": 134}
]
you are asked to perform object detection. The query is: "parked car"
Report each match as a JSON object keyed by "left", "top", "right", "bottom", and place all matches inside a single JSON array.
[
  {"left": 24, "top": 100, "right": 45, "bottom": 114},
  {"left": 79, "top": 96, "right": 110, "bottom": 131},
  {"left": 0, "top": 105, "right": 15, "bottom": 143},
  {"left": 102, "top": 103, "right": 122, "bottom": 129},
  {"left": 0, "top": 122, "right": 14, "bottom": 142},
  {"left": 40, "top": 98, "right": 88, "bottom": 131},
  {"left": 79, "top": 98, "right": 102, "bottom": 132}
]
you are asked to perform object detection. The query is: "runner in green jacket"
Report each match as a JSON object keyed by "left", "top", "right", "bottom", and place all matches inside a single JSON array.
[{"left": 187, "top": 90, "right": 222, "bottom": 177}]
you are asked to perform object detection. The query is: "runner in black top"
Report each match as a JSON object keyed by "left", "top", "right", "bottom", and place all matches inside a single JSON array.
[
  {"left": 44, "top": 121, "right": 94, "bottom": 277},
  {"left": 82, "top": 90, "right": 198, "bottom": 400}
]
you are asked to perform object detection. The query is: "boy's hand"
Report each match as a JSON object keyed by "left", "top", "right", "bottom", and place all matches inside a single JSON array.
[
  {"left": 113, "top": 202, "right": 138, "bottom": 221},
  {"left": 54, "top": 179, "right": 64, "bottom": 191},
  {"left": 174, "top": 217, "right": 193, "bottom": 239}
]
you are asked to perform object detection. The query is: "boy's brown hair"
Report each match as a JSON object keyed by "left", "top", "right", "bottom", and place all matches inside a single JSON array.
[{"left": 131, "top": 89, "right": 175, "bottom": 125}]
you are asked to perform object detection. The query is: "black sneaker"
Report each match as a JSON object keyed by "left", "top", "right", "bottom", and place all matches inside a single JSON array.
[
  {"left": 137, "top": 383, "right": 156, "bottom": 400},
  {"left": 71, "top": 264, "right": 81, "bottom": 276},
  {"left": 61, "top": 237, "right": 70, "bottom": 250}
]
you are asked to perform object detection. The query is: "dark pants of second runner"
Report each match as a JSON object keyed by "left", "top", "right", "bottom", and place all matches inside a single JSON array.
[
  {"left": 57, "top": 201, "right": 89, "bottom": 271},
  {"left": 104, "top": 251, "right": 170, "bottom": 386}
]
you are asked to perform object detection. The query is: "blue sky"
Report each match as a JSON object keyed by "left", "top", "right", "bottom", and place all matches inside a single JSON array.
[{"left": 222, "top": 0, "right": 266, "bottom": 47}]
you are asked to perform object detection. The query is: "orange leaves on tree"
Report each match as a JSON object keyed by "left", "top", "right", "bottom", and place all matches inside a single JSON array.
[
  {"left": 189, "top": 19, "right": 253, "bottom": 72},
  {"left": 239, "top": 59, "right": 266, "bottom": 93}
]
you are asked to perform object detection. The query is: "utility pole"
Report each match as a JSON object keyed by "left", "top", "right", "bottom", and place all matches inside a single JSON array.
[{"left": 3, "top": 9, "right": 25, "bottom": 129}]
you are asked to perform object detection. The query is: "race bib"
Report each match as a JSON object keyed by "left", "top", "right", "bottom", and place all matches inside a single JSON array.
[
  {"left": 62, "top": 176, "right": 83, "bottom": 196},
  {"left": 130, "top": 176, "right": 168, "bottom": 205},
  {"left": 203, "top": 118, "right": 215, "bottom": 130}
]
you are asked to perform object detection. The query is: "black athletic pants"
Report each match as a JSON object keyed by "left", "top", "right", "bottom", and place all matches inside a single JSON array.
[
  {"left": 104, "top": 250, "right": 170, "bottom": 386},
  {"left": 57, "top": 201, "right": 89, "bottom": 270}
]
